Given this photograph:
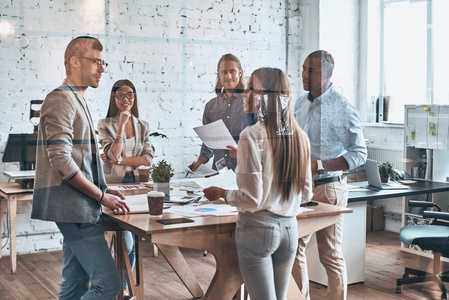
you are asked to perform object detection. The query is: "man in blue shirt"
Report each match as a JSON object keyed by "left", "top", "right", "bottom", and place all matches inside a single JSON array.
[{"left": 292, "top": 50, "right": 367, "bottom": 300}]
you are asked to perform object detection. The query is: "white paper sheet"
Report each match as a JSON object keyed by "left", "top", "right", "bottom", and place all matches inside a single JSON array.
[
  {"left": 193, "top": 119, "right": 238, "bottom": 149},
  {"left": 113, "top": 194, "right": 149, "bottom": 214},
  {"left": 193, "top": 170, "right": 238, "bottom": 190}
]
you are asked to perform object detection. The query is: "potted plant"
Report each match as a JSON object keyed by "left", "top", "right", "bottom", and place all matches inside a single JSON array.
[
  {"left": 151, "top": 159, "right": 174, "bottom": 196},
  {"left": 378, "top": 161, "right": 397, "bottom": 183}
]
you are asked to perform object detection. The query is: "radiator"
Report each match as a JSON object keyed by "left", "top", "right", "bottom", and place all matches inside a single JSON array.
[{"left": 366, "top": 146, "right": 404, "bottom": 170}]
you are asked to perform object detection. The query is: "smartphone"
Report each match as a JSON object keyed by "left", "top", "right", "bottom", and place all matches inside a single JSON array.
[
  {"left": 300, "top": 201, "right": 318, "bottom": 207},
  {"left": 156, "top": 218, "right": 195, "bottom": 225}
]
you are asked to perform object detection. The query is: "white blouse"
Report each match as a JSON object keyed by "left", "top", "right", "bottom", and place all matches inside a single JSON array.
[
  {"left": 226, "top": 122, "right": 313, "bottom": 217},
  {"left": 124, "top": 137, "right": 135, "bottom": 172}
]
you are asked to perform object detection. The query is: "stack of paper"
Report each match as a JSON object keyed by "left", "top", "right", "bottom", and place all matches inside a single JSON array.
[{"left": 114, "top": 194, "right": 149, "bottom": 214}]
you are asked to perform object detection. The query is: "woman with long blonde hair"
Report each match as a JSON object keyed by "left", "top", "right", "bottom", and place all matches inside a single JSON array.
[{"left": 203, "top": 67, "right": 313, "bottom": 300}]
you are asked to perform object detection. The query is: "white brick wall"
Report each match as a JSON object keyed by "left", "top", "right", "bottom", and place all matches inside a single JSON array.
[{"left": 0, "top": 0, "right": 304, "bottom": 255}]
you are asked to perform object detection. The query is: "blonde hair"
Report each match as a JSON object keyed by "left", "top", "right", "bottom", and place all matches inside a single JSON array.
[{"left": 251, "top": 67, "right": 310, "bottom": 200}]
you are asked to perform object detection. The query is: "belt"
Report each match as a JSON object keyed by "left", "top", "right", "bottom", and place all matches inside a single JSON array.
[{"left": 314, "top": 175, "right": 342, "bottom": 187}]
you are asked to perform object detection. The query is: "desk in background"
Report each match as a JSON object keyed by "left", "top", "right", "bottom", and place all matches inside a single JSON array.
[
  {"left": 0, "top": 182, "right": 33, "bottom": 274},
  {"left": 306, "top": 179, "right": 449, "bottom": 286},
  {"left": 103, "top": 202, "right": 352, "bottom": 300}
]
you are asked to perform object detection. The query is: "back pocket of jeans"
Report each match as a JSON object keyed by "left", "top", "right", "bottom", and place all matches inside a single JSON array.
[{"left": 239, "top": 225, "right": 275, "bottom": 256}]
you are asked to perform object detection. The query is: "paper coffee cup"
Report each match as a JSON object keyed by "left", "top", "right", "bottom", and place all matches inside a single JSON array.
[
  {"left": 138, "top": 165, "right": 150, "bottom": 183},
  {"left": 147, "top": 191, "right": 165, "bottom": 215}
]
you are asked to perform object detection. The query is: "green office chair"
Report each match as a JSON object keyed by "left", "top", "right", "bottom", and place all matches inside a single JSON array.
[{"left": 396, "top": 200, "right": 449, "bottom": 300}]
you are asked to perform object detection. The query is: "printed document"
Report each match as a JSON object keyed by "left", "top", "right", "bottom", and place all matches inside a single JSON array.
[
  {"left": 193, "top": 119, "right": 238, "bottom": 149},
  {"left": 193, "top": 170, "right": 238, "bottom": 190}
]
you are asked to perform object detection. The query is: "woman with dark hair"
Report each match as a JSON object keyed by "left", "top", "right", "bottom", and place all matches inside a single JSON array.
[
  {"left": 97, "top": 79, "right": 154, "bottom": 297},
  {"left": 190, "top": 53, "right": 253, "bottom": 172},
  {"left": 203, "top": 68, "right": 313, "bottom": 300},
  {"left": 98, "top": 79, "right": 154, "bottom": 183}
]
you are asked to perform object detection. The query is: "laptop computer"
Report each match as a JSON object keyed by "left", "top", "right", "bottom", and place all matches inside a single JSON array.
[{"left": 365, "top": 159, "right": 409, "bottom": 190}]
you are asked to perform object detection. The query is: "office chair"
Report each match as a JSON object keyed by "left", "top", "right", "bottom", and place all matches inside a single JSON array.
[{"left": 396, "top": 200, "right": 449, "bottom": 300}]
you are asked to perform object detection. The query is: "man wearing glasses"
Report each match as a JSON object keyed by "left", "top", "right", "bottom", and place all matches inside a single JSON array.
[{"left": 32, "top": 36, "right": 130, "bottom": 299}]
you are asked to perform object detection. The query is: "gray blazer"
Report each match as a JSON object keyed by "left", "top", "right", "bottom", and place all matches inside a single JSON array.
[
  {"left": 31, "top": 79, "right": 107, "bottom": 223},
  {"left": 97, "top": 115, "right": 154, "bottom": 183}
]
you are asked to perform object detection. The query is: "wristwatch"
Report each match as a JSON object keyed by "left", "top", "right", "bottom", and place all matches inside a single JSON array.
[
  {"left": 117, "top": 156, "right": 123, "bottom": 165},
  {"left": 317, "top": 160, "right": 325, "bottom": 174}
]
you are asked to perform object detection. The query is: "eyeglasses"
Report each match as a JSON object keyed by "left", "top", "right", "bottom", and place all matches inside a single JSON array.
[
  {"left": 115, "top": 92, "right": 135, "bottom": 100},
  {"left": 80, "top": 57, "right": 109, "bottom": 69}
]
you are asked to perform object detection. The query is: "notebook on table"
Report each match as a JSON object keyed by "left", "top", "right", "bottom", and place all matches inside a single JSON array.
[{"left": 365, "top": 159, "right": 409, "bottom": 190}]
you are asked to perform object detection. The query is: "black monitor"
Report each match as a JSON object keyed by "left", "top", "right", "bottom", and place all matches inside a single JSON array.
[{"left": 2, "top": 133, "right": 38, "bottom": 170}]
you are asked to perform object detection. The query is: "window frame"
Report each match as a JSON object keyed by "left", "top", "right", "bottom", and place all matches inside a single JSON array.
[{"left": 378, "top": 0, "right": 434, "bottom": 124}]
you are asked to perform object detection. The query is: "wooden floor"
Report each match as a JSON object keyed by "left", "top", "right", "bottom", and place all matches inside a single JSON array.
[{"left": 0, "top": 231, "right": 448, "bottom": 299}]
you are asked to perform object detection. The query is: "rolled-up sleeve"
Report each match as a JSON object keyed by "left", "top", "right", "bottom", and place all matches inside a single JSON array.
[
  {"left": 339, "top": 103, "right": 367, "bottom": 169},
  {"left": 41, "top": 92, "right": 79, "bottom": 180}
]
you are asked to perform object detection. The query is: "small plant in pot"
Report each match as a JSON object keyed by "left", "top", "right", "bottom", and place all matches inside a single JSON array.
[
  {"left": 378, "top": 161, "right": 397, "bottom": 183},
  {"left": 150, "top": 159, "right": 174, "bottom": 197}
]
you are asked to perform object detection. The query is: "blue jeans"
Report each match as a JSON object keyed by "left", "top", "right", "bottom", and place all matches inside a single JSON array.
[
  {"left": 121, "top": 175, "right": 136, "bottom": 289},
  {"left": 236, "top": 210, "right": 298, "bottom": 300},
  {"left": 56, "top": 214, "right": 121, "bottom": 300},
  {"left": 123, "top": 231, "right": 136, "bottom": 289}
]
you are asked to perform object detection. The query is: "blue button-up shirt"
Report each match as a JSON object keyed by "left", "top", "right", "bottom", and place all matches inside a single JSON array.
[{"left": 294, "top": 84, "right": 367, "bottom": 180}]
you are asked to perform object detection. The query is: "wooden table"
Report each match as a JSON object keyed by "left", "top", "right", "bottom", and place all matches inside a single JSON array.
[
  {"left": 0, "top": 182, "right": 33, "bottom": 274},
  {"left": 103, "top": 202, "right": 352, "bottom": 300}
]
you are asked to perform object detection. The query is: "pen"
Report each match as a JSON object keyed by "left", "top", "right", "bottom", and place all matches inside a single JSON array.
[{"left": 185, "top": 161, "right": 195, "bottom": 178}]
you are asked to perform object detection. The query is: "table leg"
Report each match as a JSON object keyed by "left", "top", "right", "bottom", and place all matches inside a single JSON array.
[
  {"left": 201, "top": 234, "right": 243, "bottom": 300},
  {"left": 114, "top": 232, "right": 144, "bottom": 300},
  {"left": 8, "top": 195, "right": 17, "bottom": 274},
  {"left": 152, "top": 231, "right": 243, "bottom": 300},
  {"left": 134, "top": 236, "right": 144, "bottom": 299},
  {"left": 156, "top": 244, "right": 204, "bottom": 298}
]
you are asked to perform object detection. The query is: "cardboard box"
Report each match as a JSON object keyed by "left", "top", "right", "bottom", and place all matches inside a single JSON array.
[{"left": 366, "top": 205, "right": 384, "bottom": 232}]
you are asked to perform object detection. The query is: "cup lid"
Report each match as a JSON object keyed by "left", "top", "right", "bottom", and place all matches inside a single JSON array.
[{"left": 147, "top": 191, "right": 165, "bottom": 197}]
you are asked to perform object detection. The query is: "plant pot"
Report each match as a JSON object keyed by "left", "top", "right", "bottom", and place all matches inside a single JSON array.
[
  {"left": 380, "top": 177, "right": 389, "bottom": 183},
  {"left": 153, "top": 182, "right": 170, "bottom": 198}
]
